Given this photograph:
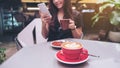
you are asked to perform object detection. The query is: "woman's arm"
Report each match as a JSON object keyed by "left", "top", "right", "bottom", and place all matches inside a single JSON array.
[
  {"left": 71, "top": 27, "right": 83, "bottom": 38},
  {"left": 41, "top": 22, "right": 49, "bottom": 39},
  {"left": 69, "top": 19, "right": 83, "bottom": 38},
  {"left": 40, "top": 12, "right": 51, "bottom": 39},
  {"left": 71, "top": 10, "right": 83, "bottom": 38}
]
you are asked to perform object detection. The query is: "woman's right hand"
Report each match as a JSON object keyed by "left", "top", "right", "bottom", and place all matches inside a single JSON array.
[
  {"left": 39, "top": 12, "right": 51, "bottom": 38},
  {"left": 40, "top": 12, "right": 52, "bottom": 24}
]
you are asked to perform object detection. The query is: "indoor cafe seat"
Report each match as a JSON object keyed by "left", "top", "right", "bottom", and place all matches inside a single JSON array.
[{"left": 15, "top": 18, "right": 47, "bottom": 50}]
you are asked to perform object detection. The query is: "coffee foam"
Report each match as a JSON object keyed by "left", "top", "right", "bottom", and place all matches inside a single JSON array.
[{"left": 62, "top": 42, "right": 82, "bottom": 49}]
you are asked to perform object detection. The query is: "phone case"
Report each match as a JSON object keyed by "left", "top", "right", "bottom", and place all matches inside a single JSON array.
[{"left": 37, "top": 3, "right": 51, "bottom": 16}]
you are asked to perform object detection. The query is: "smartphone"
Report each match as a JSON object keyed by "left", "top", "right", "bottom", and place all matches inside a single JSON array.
[{"left": 37, "top": 3, "right": 51, "bottom": 17}]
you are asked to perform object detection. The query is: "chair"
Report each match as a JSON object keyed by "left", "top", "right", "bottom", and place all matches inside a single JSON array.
[
  {"left": 15, "top": 18, "right": 47, "bottom": 50},
  {"left": 80, "top": 32, "right": 84, "bottom": 39}
]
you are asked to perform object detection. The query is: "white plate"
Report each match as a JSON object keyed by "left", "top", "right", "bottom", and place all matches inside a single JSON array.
[
  {"left": 51, "top": 40, "right": 66, "bottom": 48},
  {"left": 55, "top": 50, "right": 89, "bottom": 64}
]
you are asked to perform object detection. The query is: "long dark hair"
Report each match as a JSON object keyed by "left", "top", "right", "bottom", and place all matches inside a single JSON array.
[{"left": 48, "top": 0, "right": 73, "bottom": 26}]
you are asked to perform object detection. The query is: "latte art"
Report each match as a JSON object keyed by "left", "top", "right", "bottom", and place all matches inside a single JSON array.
[{"left": 62, "top": 42, "right": 82, "bottom": 49}]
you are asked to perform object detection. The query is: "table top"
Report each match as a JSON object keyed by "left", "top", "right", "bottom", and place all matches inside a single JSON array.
[{"left": 0, "top": 39, "right": 120, "bottom": 68}]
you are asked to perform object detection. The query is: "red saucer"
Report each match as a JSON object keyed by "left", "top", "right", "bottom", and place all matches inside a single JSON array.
[{"left": 55, "top": 48, "right": 89, "bottom": 64}]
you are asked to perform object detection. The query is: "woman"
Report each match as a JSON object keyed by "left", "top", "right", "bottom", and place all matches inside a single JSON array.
[{"left": 40, "top": 0, "right": 83, "bottom": 41}]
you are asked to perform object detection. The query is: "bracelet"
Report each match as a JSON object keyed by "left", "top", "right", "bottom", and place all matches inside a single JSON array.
[{"left": 71, "top": 26, "right": 76, "bottom": 30}]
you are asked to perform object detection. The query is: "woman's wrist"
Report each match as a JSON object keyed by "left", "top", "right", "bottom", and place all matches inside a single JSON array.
[
  {"left": 42, "top": 22, "right": 46, "bottom": 27},
  {"left": 71, "top": 25, "right": 76, "bottom": 30}
]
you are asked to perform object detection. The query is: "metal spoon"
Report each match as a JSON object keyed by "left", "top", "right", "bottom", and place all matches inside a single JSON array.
[{"left": 82, "top": 53, "right": 100, "bottom": 58}]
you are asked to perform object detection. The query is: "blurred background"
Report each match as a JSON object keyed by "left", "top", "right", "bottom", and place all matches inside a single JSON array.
[{"left": 0, "top": 0, "right": 113, "bottom": 36}]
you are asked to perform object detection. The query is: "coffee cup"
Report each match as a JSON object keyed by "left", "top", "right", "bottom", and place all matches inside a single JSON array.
[
  {"left": 61, "top": 42, "right": 83, "bottom": 60},
  {"left": 60, "top": 19, "right": 69, "bottom": 30}
]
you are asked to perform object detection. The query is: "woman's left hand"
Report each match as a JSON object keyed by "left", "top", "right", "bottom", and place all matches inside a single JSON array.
[
  {"left": 68, "top": 19, "right": 76, "bottom": 30},
  {"left": 68, "top": 19, "right": 83, "bottom": 38}
]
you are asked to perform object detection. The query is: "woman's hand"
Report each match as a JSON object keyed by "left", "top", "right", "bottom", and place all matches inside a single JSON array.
[
  {"left": 39, "top": 12, "right": 52, "bottom": 24},
  {"left": 39, "top": 12, "right": 52, "bottom": 39},
  {"left": 68, "top": 19, "right": 76, "bottom": 30},
  {"left": 68, "top": 19, "right": 83, "bottom": 38}
]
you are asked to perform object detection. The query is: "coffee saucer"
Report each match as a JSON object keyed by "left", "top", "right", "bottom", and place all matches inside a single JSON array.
[{"left": 55, "top": 49, "right": 89, "bottom": 64}]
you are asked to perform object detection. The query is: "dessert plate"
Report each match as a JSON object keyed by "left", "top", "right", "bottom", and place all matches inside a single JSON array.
[
  {"left": 55, "top": 48, "right": 89, "bottom": 64},
  {"left": 51, "top": 40, "right": 66, "bottom": 48}
]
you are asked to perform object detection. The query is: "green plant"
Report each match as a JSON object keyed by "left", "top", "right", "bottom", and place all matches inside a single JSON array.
[
  {"left": 0, "top": 48, "right": 6, "bottom": 64},
  {"left": 92, "top": 0, "right": 120, "bottom": 27}
]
